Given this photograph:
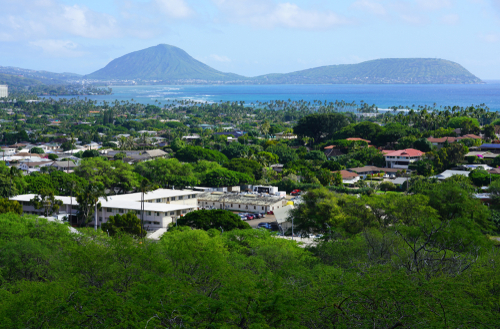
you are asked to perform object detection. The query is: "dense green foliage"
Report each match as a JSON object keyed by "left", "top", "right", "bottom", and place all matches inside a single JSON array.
[
  {"left": 176, "top": 209, "right": 251, "bottom": 231},
  {"left": 0, "top": 207, "right": 499, "bottom": 327}
]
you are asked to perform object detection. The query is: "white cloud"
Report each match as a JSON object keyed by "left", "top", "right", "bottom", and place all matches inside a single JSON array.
[
  {"left": 351, "top": 0, "right": 387, "bottom": 16},
  {"left": 212, "top": 0, "right": 351, "bottom": 29},
  {"left": 416, "top": 0, "right": 452, "bottom": 11},
  {"left": 55, "top": 5, "right": 119, "bottom": 38},
  {"left": 210, "top": 54, "right": 231, "bottom": 62},
  {"left": 30, "top": 39, "right": 85, "bottom": 57},
  {"left": 441, "top": 13, "right": 459, "bottom": 24},
  {"left": 479, "top": 33, "right": 500, "bottom": 42},
  {"left": 154, "top": 0, "right": 194, "bottom": 18}
]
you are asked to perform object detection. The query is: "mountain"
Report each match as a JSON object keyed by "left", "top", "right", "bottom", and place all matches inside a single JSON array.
[
  {"left": 0, "top": 66, "right": 82, "bottom": 84},
  {"left": 86, "top": 44, "right": 245, "bottom": 82},
  {"left": 86, "top": 45, "right": 482, "bottom": 84},
  {"left": 252, "top": 58, "right": 482, "bottom": 84}
]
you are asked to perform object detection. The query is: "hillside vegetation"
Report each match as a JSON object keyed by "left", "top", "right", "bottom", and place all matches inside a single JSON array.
[
  {"left": 86, "top": 44, "right": 246, "bottom": 82},
  {"left": 254, "top": 58, "right": 482, "bottom": 84}
]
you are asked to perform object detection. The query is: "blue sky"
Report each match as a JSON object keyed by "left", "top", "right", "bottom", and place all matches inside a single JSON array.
[{"left": 1, "top": 0, "right": 500, "bottom": 78}]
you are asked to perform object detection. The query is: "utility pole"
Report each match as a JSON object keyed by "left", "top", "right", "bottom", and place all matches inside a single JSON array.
[{"left": 94, "top": 199, "right": 98, "bottom": 231}]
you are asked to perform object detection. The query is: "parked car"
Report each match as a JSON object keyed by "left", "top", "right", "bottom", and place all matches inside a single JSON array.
[
  {"left": 267, "top": 211, "right": 274, "bottom": 215},
  {"left": 257, "top": 222, "right": 272, "bottom": 229},
  {"left": 290, "top": 189, "right": 302, "bottom": 196},
  {"left": 246, "top": 215, "right": 254, "bottom": 220}
]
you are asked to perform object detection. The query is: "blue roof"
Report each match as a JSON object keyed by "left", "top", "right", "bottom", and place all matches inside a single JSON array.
[{"left": 479, "top": 144, "right": 500, "bottom": 149}]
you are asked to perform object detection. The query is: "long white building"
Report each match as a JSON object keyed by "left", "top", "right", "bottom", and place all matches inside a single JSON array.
[
  {"left": 11, "top": 189, "right": 201, "bottom": 230},
  {"left": 0, "top": 85, "right": 8, "bottom": 98}
]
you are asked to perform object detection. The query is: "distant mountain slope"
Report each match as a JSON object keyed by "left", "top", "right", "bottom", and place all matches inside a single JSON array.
[
  {"left": 0, "top": 66, "right": 81, "bottom": 84},
  {"left": 252, "top": 58, "right": 482, "bottom": 84},
  {"left": 0, "top": 73, "right": 44, "bottom": 88},
  {"left": 86, "top": 44, "right": 245, "bottom": 81}
]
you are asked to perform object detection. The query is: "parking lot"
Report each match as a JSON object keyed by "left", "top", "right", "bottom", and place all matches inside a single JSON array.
[{"left": 244, "top": 214, "right": 277, "bottom": 228}]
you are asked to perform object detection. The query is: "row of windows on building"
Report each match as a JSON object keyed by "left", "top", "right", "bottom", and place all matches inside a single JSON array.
[
  {"left": 148, "top": 194, "right": 197, "bottom": 203},
  {"left": 105, "top": 208, "right": 188, "bottom": 216},
  {"left": 199, "top": 202, "right": 279, "bottom": 211}
]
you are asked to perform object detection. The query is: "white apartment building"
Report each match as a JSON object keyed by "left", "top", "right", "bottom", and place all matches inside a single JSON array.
[
  {"left": 0, "top": 85, "right": 8, "bottom": 98},
  {"left": 10, "top": 189, "right": 201, "bottom": 230}
]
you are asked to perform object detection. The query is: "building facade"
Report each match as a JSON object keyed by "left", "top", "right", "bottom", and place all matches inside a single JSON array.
[
  {"left": 0, "top": 85, "right": 8, "bottom": 98},
  {"left": 384, "top": 149, "right": 425, "bottom": 170},
  {"left": 10, "top": 189, "right": 201, "bottom": 230}
]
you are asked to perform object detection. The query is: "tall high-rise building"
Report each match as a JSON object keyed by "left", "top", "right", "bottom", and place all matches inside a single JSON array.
[{"left": 0, "top": 85, "right": 8, "bottom": 98}]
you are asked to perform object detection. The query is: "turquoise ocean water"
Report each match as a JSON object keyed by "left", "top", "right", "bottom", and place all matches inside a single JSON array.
[{"left": 47, "top": 83, "right": 500, "bottom": 111}]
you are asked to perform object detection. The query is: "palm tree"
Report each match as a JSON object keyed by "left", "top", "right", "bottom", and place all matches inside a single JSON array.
[{"left": 138, "top": 178, "right": 154, "bottom": 237}]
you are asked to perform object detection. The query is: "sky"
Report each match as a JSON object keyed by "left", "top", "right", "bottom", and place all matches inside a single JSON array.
[{"left": 1, "top": 0, "right": 500, "bottom": 79}]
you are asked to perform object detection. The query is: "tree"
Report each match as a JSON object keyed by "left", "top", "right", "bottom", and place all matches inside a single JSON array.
[
  {"left": 265, "top": 144, "right": 298, "bottom": 164},
  {"left": 82, "top": 150, "right": 100, "bottom": 158},
  {"left": 170, "top": 137, "right": 185, "bottom": 152},
  {"left": 75, "top": 182, "right": 107, "bottom": 227},
  {"left": 0, "top": 199, "right": 22, "bottom": 214},
  {"left": 61, "top": 140, "right": 76, "bottom": 151},
  {"left": 225, "top": 158, "right": 263, "bottom": 180},
  {"left": 294, "top": 113, "right": 349, "bottom": 142},
  {"left": 30, "top": 147, "right": 44, "bottom": 154},
  {"left": 177, "top": 209, "right": 251, "bottom": 231},
  {"left": 102, "top": 212, "right": 143, "bottom": 237},
  {"left": 289, "top": 188, "right": 347, "bottom": 236},
  {"left": 175, "top": 146, "right": 228, "bottom": 164},
  {"left": 413, "top": 138, "right": 433, "bottom": 152},
  {"left": 483, "top": 124, "right": 496, "bottom": 139},
  {"left": 378, "top": 181, "right": 396, "bottom": 192},
  {"left": 48, "top": 154, "right": 58, "bottom": 161},
  {"left": 30, "top": 189, "right": 63, "bottom": 217},
  {"left": 202, "top": 168, "right": 253, "bottom": 187},
  {"left": 304, "top": 150, "right": 327, "bottom": 161},
  {"left": 321, "top": 161, "right": 345, "bottom": 171}
]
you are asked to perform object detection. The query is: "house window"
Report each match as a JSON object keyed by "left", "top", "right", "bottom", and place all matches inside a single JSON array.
[
  {"left": 166, "top": 198, "right": 170, "bottom": 202},
  {"left": 231, "top": 204, "right": 233, "bottom": 207},
  {"left": 156, "top": 199, "right": 161, "bottom": 203},
  {"left": 192, "top": 194, "right": 196, "bottom": 198},
  {"left": 154, "top": 221, "right": 160, "bottom": 225},
  {"left": 170, "top": 211, "right": 175, "bottom": 215},
  {"left": 238, "top": 205, "right": 241, "bottom": 208},
  {"left": 156, "top": 212, "right": 160, "bottom": 216},
  {"left": 148, "top": 211, "right": 152, "bottom": 216},
  {"left": 119, "top": 209, "right": 124, "bottom": 213},
  {"left": 254, "top": 206, "right": 256, "bottom": 209},
  {"left": 188, "top": 195, "right": 191, "bottom": 199},
  {"left": 262, "top": 206, "right": 264, "bottom": 210},
  {"left": 178, "top": 196, "right": 183, "bottom": 200},
  {"left": 99, "top": 217, "right": 102, "bottom": 222}
]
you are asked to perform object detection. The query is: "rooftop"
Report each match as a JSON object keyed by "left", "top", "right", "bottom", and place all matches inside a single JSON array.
[
  {"left": 385, "top": 149, "right": 425, "bottom": 157},
  {"left": 198, "top": 192, "right": 284, "bottom": 206}
]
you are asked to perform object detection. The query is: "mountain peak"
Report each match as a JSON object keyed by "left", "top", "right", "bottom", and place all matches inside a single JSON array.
[{"left": 86, "top": 44, "right": 243, "bottom": 81}]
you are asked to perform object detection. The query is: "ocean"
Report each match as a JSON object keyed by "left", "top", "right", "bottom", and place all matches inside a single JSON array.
[{"left": 46, "top": 82, "right": 500, "bottom": 111}]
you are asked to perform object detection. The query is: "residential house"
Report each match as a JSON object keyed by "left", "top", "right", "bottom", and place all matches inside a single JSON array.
[
  {"left": 427, "top": 137, "right": 458, "bottom": 149},
  {"left": 334, "top": 170, "right": 360, "bottom": 185},
  {"left": 384, "top": 149, "right": 425, "bottom": 169},
  {"left": 348, "top": 166, "right": 400, "bottom": 178}
]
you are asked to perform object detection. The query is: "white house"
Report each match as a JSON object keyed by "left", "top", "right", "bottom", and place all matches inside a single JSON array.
[{"left": 384, "top": 149, "right": 425, "bottom": 170}]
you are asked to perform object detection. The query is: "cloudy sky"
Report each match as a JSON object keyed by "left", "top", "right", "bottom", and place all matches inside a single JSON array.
[{"left": 1, "top": 0, "right": 500, "bottom": 78}]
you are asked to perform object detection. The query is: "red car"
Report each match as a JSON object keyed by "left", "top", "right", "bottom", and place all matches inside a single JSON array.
[
  {"left": 290, "top": 189, "right": 302, "bottom": 196},
  {"left": 267, "top": 211, "right": 274, "bottom": 215}
]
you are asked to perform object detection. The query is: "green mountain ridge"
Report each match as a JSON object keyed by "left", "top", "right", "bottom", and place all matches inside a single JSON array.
[
  {"left": 1, "top": 44, "right": 484, "bottom": 85},
  {"left": 85, "top": 44, "right": 482, "bottom": 84}
]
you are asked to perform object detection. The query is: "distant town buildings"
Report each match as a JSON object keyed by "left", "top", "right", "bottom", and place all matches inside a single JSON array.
[{"left": 0, "top": 85, "right": 8, "bottom": 98}]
